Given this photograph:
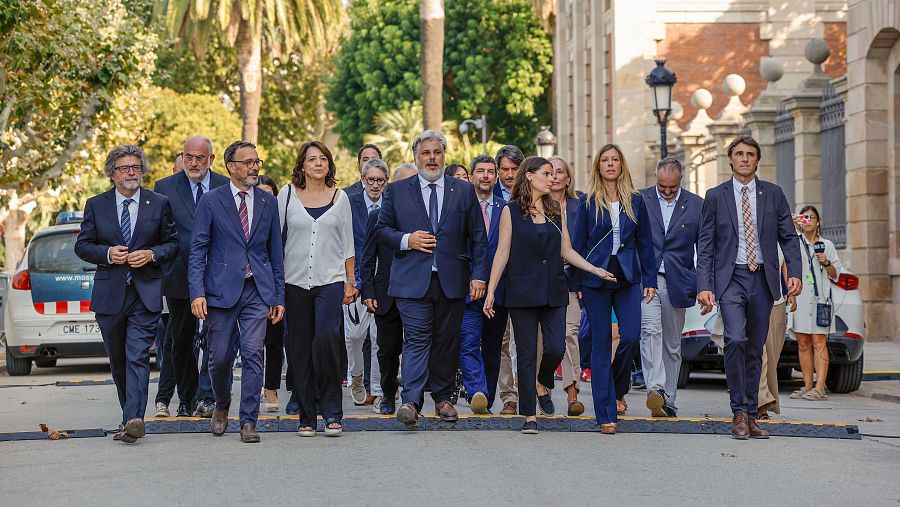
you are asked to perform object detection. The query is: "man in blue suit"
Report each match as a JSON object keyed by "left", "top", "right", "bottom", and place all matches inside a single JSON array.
[
  {"left": 376, "top": 130, "right": 489, "bottom": 426},
  {"left": 189, "top": 140, "right": 285, "bottom": 443},
  {"left": 75, "top": 145, "right": 179, "bottom": 443},
  {"left": 697, "top": 136, "right": 801, "bottom": 440},
  {"left": 638, "top": 157, "right": 704, "bottom": 417},
  {"left": 459, "top": 154, "right": 504, "bottom": 414},
  {"left": 153, "top": 136, "right": 231, "bottom": 418}
]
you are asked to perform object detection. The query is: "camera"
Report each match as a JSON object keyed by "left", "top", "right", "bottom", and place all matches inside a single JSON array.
[{"left": 814, "top": 241, "right": 826, "bottom": 254}]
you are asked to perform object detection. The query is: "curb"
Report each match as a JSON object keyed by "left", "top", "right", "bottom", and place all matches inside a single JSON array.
[{"left": 851, "top": 383, "right": 900, "bottom": 405}]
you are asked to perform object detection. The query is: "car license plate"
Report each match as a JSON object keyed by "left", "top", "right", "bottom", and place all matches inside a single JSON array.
[{"left": 60, "top": 323, "right": 100, "bottom": 335}]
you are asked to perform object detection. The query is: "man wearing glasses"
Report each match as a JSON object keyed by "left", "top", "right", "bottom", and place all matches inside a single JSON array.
[
  {"left": 153, "top": 136, "right": 232, "bottom": 418},
  {"left": 189, "top": 140, "right": 285, "bottom": 443},
  {"left": 75, "top": 145, "right": 179, "bottom": 443}
]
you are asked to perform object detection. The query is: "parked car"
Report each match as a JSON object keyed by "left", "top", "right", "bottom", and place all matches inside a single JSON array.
[{"left": 679, "top": 271, "right": 864, "bottom": 393}]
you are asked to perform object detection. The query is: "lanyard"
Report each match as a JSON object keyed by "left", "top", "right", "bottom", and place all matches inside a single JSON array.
[{"left": 801, "top": 237, "right": 829, "bottom": 303}]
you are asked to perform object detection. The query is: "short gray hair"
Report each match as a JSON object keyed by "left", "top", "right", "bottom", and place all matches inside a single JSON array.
[
  {"left": 411, "top": 129, "right": 447, "bottom": 156},
  {"left": 392, "top": 163, "right": 418, "bottom": 181},
  {"left": 184, "top": 136, "right": 214, "bottom": 155},
  {"left": 361, "top": 157, "right": 389, "bottom": 178},
  {"left": 656, "top": 156, "right": 683, "bottom": 174},
  {"left": 469, "top": 154, "right": 497, "bottom": 173},
  {"left": 104, "top": 145, "right": 151, "bottom": 178},
  {"left": 495, "top": 145, "right": 524, "bottom": 167}
]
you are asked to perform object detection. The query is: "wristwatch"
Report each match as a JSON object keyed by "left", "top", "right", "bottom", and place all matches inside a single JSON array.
[
  {"left": 150, "top": 251, "right": 156, "bottom": 263},
  {"left": 823, "top": 260, "right": 831, "bottom": 267}
]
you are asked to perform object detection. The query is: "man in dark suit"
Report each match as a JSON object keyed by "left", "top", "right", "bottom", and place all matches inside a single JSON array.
[
  {"left": 361, "top": 164, "right": 418, "bottom": 414},
  {"left": 189, "top": 140, "right": 285, "bottom": 443},
  {"left": 376, "top": 130, "right": 489, "bottom": 426},
  {"left": 75, "top": 145, "right": 179, "bottom": 443},
  {"left": 342, "top": 143, "right": 382, "bottom": 195},
  {"left": 638, "top": 157, "right": 704, "bottom": 417},
  {"left": 153, "top": 136, "right": 231, "bottom": 418},
  {"left": 697, "top": 136, "right": 801, "bottom": 440}
]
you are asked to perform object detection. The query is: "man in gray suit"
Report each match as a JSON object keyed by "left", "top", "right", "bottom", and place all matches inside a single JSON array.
[{"left": 697, "top": 136, "right": 801, "bottom": 440}]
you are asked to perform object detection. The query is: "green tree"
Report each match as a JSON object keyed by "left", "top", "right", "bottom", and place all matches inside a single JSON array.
[
  {"left": 327, "top": 0, "right": 552, "bottom": 153},
  {"left": 155, "top": 0, "right": 343, "bottom": 143}
]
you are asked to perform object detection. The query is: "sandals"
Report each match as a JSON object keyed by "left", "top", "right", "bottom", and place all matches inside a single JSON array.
[
  {"left": 324, "top": 419, "right": 343, "bottom": 437},
  {"left": 802, "top": 388, "right": 828, "bottom": 401},
  {"left": 616, "top": 398, "right": 627, "bottom": 415},
  {"left": 600, "top": 423, "right": 617, "bottom": 435},
  {"left": 297, "top": 425, "right": 316, "bottom": 437},
  {"left": 790, "top": 387, "right": 810, "bottom": 399}
]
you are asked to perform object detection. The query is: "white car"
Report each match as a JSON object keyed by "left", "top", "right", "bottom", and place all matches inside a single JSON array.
[
  {"left": 4, "top": 213, "right": 106, "bottom": 375},
  {"left": 679, "top": 271, "right": 865, "bottom": 393}
]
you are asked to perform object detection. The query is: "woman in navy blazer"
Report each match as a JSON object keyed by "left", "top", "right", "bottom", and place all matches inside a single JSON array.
[
  {"left": 571, "top": 144, "right": 657, "bottom": 434},
  {"left": 484, "top": 157, "right": 609, "bottom": 434}
]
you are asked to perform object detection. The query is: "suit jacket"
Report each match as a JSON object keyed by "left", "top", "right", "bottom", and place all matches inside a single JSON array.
[
  {"left": 571, "top": 193, "right": 657, "bottom": 290},
  {"left": 188, "top": 184, "right": 285, "bottom": 309},
  {"left": 343, "top": 180, "right": 364, "bottom": 196},
  {"left": 493, "top": 181, "right": 511, "bottom": 201},
  {"left": 153, "top": 169, "right": 230, "bottom": 299},
  {"left": 75, "top": 187, "right": 179, "bottom": 314},
  {"left": 359, "top": 208, "right": 395, "bottom": 315},
  {"left": 467, "top": 194, "right": 506, "bottom": 307},
  {"left": 639, "top": 186, "right": 704, "bottom": 308},
  {"left": 696, "top": 178, "right": 801, "bottom": 301},
  {"left": 348, "top": 190, "right": 376, "bottom": 286},
  {"left": 376, "top": 175, "right": 489, "bottom": 299},
  {"left": 563, "top": 193, "right": 581, "bottom": 292}
]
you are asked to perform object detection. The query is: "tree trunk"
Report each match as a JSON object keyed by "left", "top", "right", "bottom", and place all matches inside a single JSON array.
[
  {"left": 2, "top": 190, "right": 29, "bottom": 271},
  {"left": 420, "top": 0, "right": 444, "bottom": 131},
  {"left": 235, "top": 1, "right": 264, "bottom": 143}
]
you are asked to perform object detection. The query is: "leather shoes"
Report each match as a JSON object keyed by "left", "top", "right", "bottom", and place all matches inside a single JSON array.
[
  {"left": 118, "top": 418, "right": 144, "bottom": 444},
  {"left": 176, "top": 400, "right": 194, "bottom": 417},
  {"left": 469, "top": 392, "right": 488, "bottom": 414},
  {"left": 240, "top": 423, "right": 260, "bottom": 443},
  {"left": 396, "top": 402, "right": 419, "bottom": 428},
  {"left": 499, "top": 401, "right": 518, "bottom": 415},
  {"left": 193, "top": 399, "right": 215, "bottom": 418},
  {"left": 567, "top": 399, "right": 585, "bottom": 416},
  {"left": 379, "top": 398, "right": 396, "bottom": 415},
  {"left": 731, "top": 411, "right": 750, "bottom": 440},
  {"left": 211, "top": 408, "right": 228, "bottom": 436},
  {"left": 749, "top": 418, "right": 770, "bottom": 439},
  {"left": 435, "top": 400, "right": 458, "bottom": 422}
]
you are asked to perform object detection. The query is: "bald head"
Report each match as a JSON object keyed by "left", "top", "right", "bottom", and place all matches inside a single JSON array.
[
  {"left": 392, "top": 163, "right": 418, "bottom": 181},
  {"left": 182, "top": 136, "right": 215, "bottom": 183}
]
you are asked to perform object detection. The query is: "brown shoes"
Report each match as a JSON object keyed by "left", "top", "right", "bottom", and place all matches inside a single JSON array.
[
  {"left": 396, "top": 402, "right": 420, "bottom": 428},
  {"left": 731, "top": 411, "right": 750, "bottom": 440},
  {"left": 599, "top": 422, "right": 617, "bottom": 435},
  {"left": 435, "top": 400, "right": 458, "bottom": 422},
  {"left": 567, "top": 400, "right": 585, "bottom": 417},
  {"left": 749, "top": 418, "right": 770, "bottom": 439},
  {"left": 211, "top": 408, "right": 228, "bottom": 436},
  {"left": 240, "top": 423, "right": 260, "bottom": 443},
  {"left": 114, "top": 419, "right": 145, "bottom": 443},
  {"left": 499, "top": 401, "right": 518, "bottom": 415}
]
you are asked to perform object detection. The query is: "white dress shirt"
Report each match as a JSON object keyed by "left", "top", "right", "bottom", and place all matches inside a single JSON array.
[
  {"left": 108, "top": 188, "right": 141, "bottom": 264},
  {"left": 400, "top": 174, "right": 445, "bottom": 251},
  {"left": 230, "top": 181, "right": 254, "bottom": 235},
  {"left": 478, "top": 196, "right": 494, "bottom": 223},
  {"left": 656, "top": 187, "right": 681, "bottom": 273},
  {"left": 611, "top": 201, "right": 621, "bottom": 254},
  {"left": 732, "top": 177, "right": 763, "bottom": 265},
  {"left": 278, "top": 184, "right": 355, "bottom": 289},
  {"left": 499, "top": 183, "right": 512, "bottom": 202},
  {"left": 363, "top": 192, "right": 382, "bottom": 211},
  {"left": 191, "top": 169, "right": 211, "bottom": 203}
]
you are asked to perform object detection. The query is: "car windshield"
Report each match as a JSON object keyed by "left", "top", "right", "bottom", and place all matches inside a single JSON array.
[{"left": 28, "top": 232, "right": 93, "bottom": 273}]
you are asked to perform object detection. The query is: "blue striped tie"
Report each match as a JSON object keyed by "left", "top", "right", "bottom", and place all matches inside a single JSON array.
[{"left": 120, "top": 198, "right": 133, "bottom": 284}]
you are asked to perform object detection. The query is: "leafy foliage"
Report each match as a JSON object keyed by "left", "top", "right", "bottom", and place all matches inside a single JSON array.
[{"left": 327, "top": 0, "right": 552, "bottom": 153}]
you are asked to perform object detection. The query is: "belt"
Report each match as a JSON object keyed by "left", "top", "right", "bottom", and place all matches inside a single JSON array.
[
  {"left": 657, "top": 272, "right": 666, "bottom": 278},
  {"left": 735, "top": 263, "right": 764, "bottom": 271}
]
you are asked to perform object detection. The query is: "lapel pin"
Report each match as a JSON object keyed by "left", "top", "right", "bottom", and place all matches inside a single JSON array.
[{"left": 145, "top": 200, "right": 150, "bottom": 205}]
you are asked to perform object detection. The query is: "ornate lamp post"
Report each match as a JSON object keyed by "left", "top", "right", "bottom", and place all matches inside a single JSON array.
[
  {"left": 533, "top": 126, "right": 557, "bottom": 158},
  {"left": 459, "top": 114, "right": 488, "bottom": 154},
  {"left": 645, "top": 59, "right": 678, "bottom": 157}
]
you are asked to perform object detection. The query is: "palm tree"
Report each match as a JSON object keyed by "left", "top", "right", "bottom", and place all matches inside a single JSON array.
[
  {"left": 155, "top": 0, "right": 342, "bottom": 142},
  {"left": 419, "top": 0, "right": 444, "bottom": 130}
]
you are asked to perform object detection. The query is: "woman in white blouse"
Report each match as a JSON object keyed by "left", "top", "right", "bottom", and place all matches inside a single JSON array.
[
  {"left": 788, "top": 205, "right": 844, "bottom": 401},
  {"left": 278, "top": 140, "right": 357, "bottom": 436}
]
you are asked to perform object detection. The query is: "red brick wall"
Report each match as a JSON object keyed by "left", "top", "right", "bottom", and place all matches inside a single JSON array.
[
  {"left": 657, "top": 23, "right": 769, "bottom": 129},
  {"left": 824, "top": 22, "right": 848, "bottom": 78}
]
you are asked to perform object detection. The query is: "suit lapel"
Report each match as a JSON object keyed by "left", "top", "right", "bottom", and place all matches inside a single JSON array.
[
  {"left": 408, "top": 177, "right": 431, "bottom": 230},
  {"left": 103, "top": 190, "right": 126, "bottom": 246},
  {"left": 667, "top": 191, "right": 690, "bottom": 233},
  {"left": 722, "top": 182, "right": 739, "bottom": 234},
  {"left": 755, "top": 179, "right": 767, "bottom": 239},
  {"left": 644, "top": 189, "right": 665, "bottom": 233},
  {"left": 248, "top": 188, "right": 266, "bottom": 242},
  {"left": 489, "top": 196, "right": 503, "bottom": 240},
  {"left": 130, "top": 191, "right": 153, "bottom": 246},
  {"left": 218, "top": 188, "right": 246, "bottom": 241},
  {"left": 176, "top": 172, "right": 197, "bottom": 216},
  {"left": 437, "top": 177, "right": 455, "bottom": 231}
]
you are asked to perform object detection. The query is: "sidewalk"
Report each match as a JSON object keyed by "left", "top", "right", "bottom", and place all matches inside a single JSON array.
[{"left": 853, "top": 340, "right": 900, "bottom": 404}]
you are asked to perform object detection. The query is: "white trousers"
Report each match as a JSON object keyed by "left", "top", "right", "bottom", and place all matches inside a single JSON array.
[
  {"left": 639, "top": 275, "right": 686, "bottom": 409},
  {"left": 344, "top": 300, "right": 382, "bottom": 396}
]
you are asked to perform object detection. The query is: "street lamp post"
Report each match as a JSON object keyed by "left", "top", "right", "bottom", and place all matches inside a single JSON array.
[
  {"left": 645, "top": 59, "right": 677, "bottom": 158},
  {"left": 459, "top": 114, "right": 488, "bottom": 154},
  {"left": 533, "top": 126, "right": 557, "bottom": 159}
]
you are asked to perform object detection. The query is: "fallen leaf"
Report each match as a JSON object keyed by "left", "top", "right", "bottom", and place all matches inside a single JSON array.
[
  {"left": 720, "top": 452, "right": 736, "bottom": 458},
  {"left": 858, "top": 417, "right": 883, "bottom": 422},
  {"left": 39, "top": 423, "right": 49, "bottom": 433},
  {"left": 48, "top": 430, "right": 69, "bottom": 440}
]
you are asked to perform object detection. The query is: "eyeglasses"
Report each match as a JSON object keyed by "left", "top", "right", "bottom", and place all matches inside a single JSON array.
[
  {"left": 365, "top": 177, "right": 386, "bottom": 185},
  {"left": 115, "top": 164, "right": 143, "bottom": 174},
  {"left": 183, "top": 154, "right": 208, "bottom": 164},
  {"left": 230, "top": 159, "right": 264, "bottom": 168}
]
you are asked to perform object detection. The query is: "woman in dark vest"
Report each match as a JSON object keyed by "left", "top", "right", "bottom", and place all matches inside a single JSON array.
[{"left": 484, "top": 156, "right": 614, "bottom": 434}]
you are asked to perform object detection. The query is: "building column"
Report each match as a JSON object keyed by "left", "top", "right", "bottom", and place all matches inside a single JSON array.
[
  {"left": 709, "top": 74, "right": 748, "bottom": 184},
  {"left": 742, "top": 57, "right": 785, "bottom": 183}
]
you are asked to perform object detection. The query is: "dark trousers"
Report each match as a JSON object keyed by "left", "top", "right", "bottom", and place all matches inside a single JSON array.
[
  {"left": 508, "top": 306, "right": 566, "bottom": 416},
  {"left": 95, "top": 285, "right": 159, "bottom": 424},
  {"left": 578, "top": 309, "right": 591, "bottom": 370},
  {"left": 720, "top": 267, "right": 774, "bottom": 417},
  {"left": 165, "top": 297, "right": 199, "bottom": 406},
  {"left": 205, "top": 278, "right": 268, "bottom": 427},
  {"left": 154, "top": 314, "right": 176, "bottom": 404},
  {"left": 459, "top": 306, "right": 490, "bottom": 402},
  {"left": 395, "top": 273, "right": 465, "bottom": 408},
  {"left": 285, "top": 282, "right": 345, "bottom": 427},
  {"left": 264, "top": 319, "right": 285, "bottom": 391},
  {"left": 480, "top": 304, "right": 509, "bottom": 408},
  {"left": 196, "top": 325, "right": 215, "bottom": 401},
  {"left": 375, "top": 303, "right": 404, "bottom": 402},
  {"left": 582, "top": 272, "right": 643, "bottom": 424}
]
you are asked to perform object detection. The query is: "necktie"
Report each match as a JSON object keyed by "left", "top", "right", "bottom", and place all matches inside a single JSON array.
[
  {"left": 238, "top": 191, "right": 252, "bottom": 277},
  {"left": 195, "top": 182, "right": 204, "bottom": 204},
  {"left": 371, "top": 202, "right": 379, "bottom": 212},
  {"left": 480, "top": 200, "right": 490, "bottom": 231},
  {"left": 741, "top": 186, "right": 759, "bottom": 271},
  {"left": 120, "top": 198, "right": 133, "bottom": 284},
  {"left": 428, "top": 183, "right": 439, "bottom": 232}
]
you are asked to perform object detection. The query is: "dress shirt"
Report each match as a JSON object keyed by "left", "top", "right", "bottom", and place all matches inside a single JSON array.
[
  {"left": 732, "top": 177, "right": 763, "bottom": 265},
  {"left": 400, "top": 175, "right": 445, "bottom": 251},
  {"left": 278, "top": 184, "right": 355, "bottom": 289},
  {"left": 499, "top": 183, "right": 512, "bottom": 202},
  {"left": 656, "top": 187, "right": 681, "bottom": 273},
  {"left": 191, "top": 169, "right": 211, "bottom": 203},
  {"left": 611, "top": 201, "right": 621, "bottom": 254},
  {"left": 107, "top": 188, "right": 141, "bottom": 264},
  {"left": 230, "top": 181, "right": 254, "bottom": 235},
  {"left": 363, "top": 192, "right": 382, "bottom": 211},
  {"left": 478, "top": 196, "right": 494, "bottom": 223}
]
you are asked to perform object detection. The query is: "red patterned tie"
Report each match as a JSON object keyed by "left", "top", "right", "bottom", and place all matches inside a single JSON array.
[
  {"left": 239, "top": 191, "right": 252, "bottom": 277},
  {"left": 741, "top": 186, "right": 759, "bottom": 271}
]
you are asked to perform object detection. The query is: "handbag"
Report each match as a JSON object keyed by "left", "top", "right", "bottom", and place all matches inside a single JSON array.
[{"left": 803, "top": 238, "right": 832, "bottom": 328}]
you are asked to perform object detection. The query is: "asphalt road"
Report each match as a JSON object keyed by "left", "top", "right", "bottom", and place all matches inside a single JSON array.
[{"left": 2, "top": 359, "right": 899, "bottom": 506}]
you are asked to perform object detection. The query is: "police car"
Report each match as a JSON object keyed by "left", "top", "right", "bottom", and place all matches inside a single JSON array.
[{"left": 4, "top": 212, "right": 108, "bottom": 375}]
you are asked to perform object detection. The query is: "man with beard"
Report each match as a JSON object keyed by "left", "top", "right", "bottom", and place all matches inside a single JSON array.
[
  {"left": 189, "top": 140, "right": 285, "bottom": 443},
  {"left": 153, "top": 136, "right": 231, "bottom": 417},
  {"left": 376, "top": 130, "right": 489, "bottom": 427},
  {"left": 75, "top": 145, "right": 179, "bottom": 443}
]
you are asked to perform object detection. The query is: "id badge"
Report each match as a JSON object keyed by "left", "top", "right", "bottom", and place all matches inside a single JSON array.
[{"left": 805, "top": 272, "right": 815, "bottom": 285}]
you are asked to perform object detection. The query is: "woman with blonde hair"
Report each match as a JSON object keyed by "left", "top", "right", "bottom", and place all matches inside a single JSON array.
[{"left": 571, "top": 144, "right": 657, "bottom": 434}]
